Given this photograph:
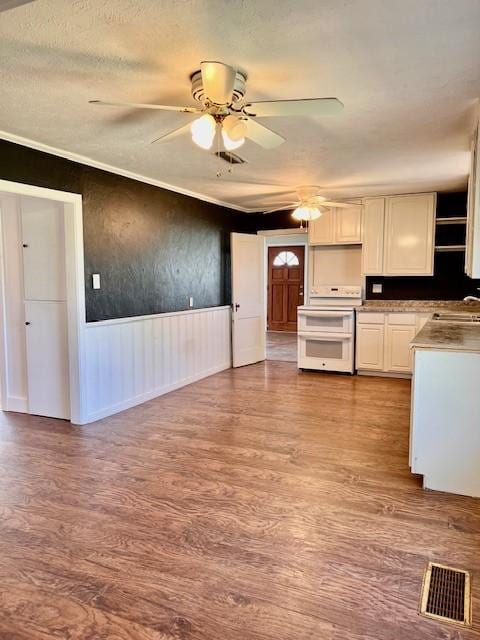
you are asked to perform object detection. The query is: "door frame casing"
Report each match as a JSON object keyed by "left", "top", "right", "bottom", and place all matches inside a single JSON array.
[
  {"left": 258, "top": 229, "right": 308, "bottom": 332},
  {"left": 267, "top": 244, "right": 305, "bottom": 331},
  {"left": 0, "top": 179, "right": 86, "bottom": 424}
]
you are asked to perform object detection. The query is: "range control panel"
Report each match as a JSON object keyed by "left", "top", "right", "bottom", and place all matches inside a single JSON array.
[{"left": 310, "top": 285, "right": 362, "bottom": 298}]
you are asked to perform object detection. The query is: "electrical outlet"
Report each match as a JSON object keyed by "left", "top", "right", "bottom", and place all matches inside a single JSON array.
[
  {"left": 189, "top": 296, "right": 194, "bottom": 308},
  {"left": 372, "top": 283, "right": 383, "bottom": 294}
]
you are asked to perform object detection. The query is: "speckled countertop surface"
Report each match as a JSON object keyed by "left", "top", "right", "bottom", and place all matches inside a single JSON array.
[
  {"left": 359, "top": 300, "right": 480, "bottom": 313},
  {"left": 411, "top": 321, "right": 480, "bottom": 352}
]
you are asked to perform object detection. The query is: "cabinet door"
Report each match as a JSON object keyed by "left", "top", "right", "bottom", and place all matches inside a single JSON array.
[
  {"left": 335, "top": 205, "right": 362, "bottom": 244},
  {"left": 309, "top": 208, "right": 335, "bottom": 244},
  {"left": 356, "top": 324, "right": 384, "bottom": 370},
  {"left": 385, "top": 325, "right": 416, "bottom": 373},
  {"left": 466, "top": 121, "right": 480, "bottom": 278},
  {"left": 362, "top": 198, "right": 385, "bottom": 275},
  {"left": 384, "top": 194, "right": 435, "bottom": 275}
]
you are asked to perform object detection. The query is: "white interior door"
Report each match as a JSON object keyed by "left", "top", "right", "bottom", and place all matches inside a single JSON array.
[
  {"left": 231, "top": 233, "right": 266, "bottom": 367},
  {"left": 25, "top": 301, "right": 70, "bottom": 419},
  {"left": 21, "top": 197, "right": 66, "bottom": 301},
  {"left": 21, "top": 196, "right": 70, "bottom": 419}
]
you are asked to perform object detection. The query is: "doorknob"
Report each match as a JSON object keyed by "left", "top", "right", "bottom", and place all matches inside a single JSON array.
[
  {"left": 22, "top": 244, "right": 28, "bottom": 248},
  {"left": 25, "top": 322, "right": 30, "bottom": 326},
  {"left": 235, "top": 303, "right": 240, "bottom": 311}
]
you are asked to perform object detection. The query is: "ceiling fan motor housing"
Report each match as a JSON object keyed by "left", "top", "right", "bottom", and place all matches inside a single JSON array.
[{"left": 190, "top": 68, "right": 247, "bottom": 105}]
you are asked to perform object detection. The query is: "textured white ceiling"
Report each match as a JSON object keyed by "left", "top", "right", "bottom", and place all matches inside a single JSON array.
[{"left": 1, "top": 0, "right": 479, "bottom": 210}]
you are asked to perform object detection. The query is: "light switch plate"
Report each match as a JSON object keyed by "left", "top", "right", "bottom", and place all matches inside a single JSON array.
[
  {"left": 189, "top": 296, "right": 194, "bottom": 308},
  {"left": 92, "top": 273, "right": 101, "bottom": 290},
  {"left": 372, "top": 283, "right": 382, "bottom": 294}
]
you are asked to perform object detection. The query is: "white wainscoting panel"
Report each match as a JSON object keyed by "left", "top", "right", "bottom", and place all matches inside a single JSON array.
[{"left": 83, "top": 306, "right": 231, "bottom": 423}]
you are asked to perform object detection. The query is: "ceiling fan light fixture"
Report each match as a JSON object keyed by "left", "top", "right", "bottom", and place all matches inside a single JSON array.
[
  {"left": 221, "top": 115, "right": 246, "bottom": 150},
  {"left": 191, "top": 113, "right": 216, "bottom": 149},
  {"left": 221, "top": 129, "right": 245, "bottom": 150},
  {"left": 292, "top": 205, "right": 323, "bottom": 222}
]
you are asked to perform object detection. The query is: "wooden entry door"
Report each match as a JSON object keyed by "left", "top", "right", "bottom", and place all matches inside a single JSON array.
[{"left": 268, "top": 246, "right": 305, "bottom": 331}]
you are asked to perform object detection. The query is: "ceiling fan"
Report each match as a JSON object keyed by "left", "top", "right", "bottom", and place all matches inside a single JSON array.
[
  {"left": 257, "top": 185, "right": 361, "bottom": 223},
  {"left": 89, "top": 61, "right": 344, "bottom": 152}
]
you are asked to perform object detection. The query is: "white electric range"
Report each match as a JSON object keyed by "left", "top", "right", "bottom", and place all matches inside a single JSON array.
[{"left": 297, "top": 285, "right": 362, "bottom": 374}]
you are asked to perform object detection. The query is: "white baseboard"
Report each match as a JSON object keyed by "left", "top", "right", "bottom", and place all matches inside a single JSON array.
[{"left": 5, "top": 395, "right": 28, "bottom": 413}]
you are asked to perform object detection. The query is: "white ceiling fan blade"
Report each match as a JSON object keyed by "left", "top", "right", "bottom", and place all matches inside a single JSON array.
[
  {"left": 244, "top": 118, "right": 285, "bottom": 149},
  {"left": 151, "top": 122, "right": 193, "bottom": 144},
  {"left": 244, "top": 98, "right": 343, "bottom": 118},
  {"left": 89, "top": 100, "right": 201, "bottom": 113},
  {"left": 200, "top": 61, "right": 236, "bottom": 105},
  {"left": 0, "top": 0, "right": 35, "bottom": 11},
  {"left": 318, "top": 200, "right": 362, "bottom": 208}
]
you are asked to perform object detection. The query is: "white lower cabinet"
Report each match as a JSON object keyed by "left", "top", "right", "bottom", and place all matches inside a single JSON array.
[
  {"left": 356, "top": 311, "right": 422, "bottom": 375},
  {"left": 385, "top": 325, "right": 416, "bottom": 372},
  {"left": 356, "top": 324, "right": 384, "bottom": 370}
]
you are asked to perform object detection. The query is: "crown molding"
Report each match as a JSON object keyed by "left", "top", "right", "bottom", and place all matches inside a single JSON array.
[{"left": 0, "top": 129, "right": 260, "bottom": 213}]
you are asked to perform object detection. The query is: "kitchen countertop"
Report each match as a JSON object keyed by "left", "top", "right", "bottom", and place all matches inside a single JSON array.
[
  {"left": 358, "top": 300, "right": 480, "bottom": 313},
  {"left": 411, "top": 321, "right": 480, "bottom": 353}
]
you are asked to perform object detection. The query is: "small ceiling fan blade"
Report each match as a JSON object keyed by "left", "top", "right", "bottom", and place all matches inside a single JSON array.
[
  {"left": 200, "top": 61, "right": 236, "bottom": 105},
  {"left": 244, "top": 98, "right": 344, "bottom": 118},
  {"left": 319, "top": 200, "right": 362, "bottom": 208},
  {"left": 151, "top": 122, "right": 193, "bottom": 144},
  {"left": 89, "top": 100, "right": 201, "bottom": 113},
  {"left": 244, "top": 118, "right": 285, "bottom": 149},
  {"left": 0, "top": 0, "right": 35, "bottom": 11}
]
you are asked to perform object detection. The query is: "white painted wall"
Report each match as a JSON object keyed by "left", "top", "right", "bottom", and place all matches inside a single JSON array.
[{"left": 83, "top": 306, "right": 231, "bottom": 423}]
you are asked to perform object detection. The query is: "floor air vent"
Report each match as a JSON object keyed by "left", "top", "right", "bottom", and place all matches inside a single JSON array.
[{"left": 420, "top": 562, "right": 471, "bottom": 627}]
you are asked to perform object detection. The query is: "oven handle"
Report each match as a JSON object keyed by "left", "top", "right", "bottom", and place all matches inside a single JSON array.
[
  {"left": 298, "top": 311, "right": 353, "bottom": 318},
  {"left": 298, "top": 332, "right": 352, "bottom": 341}
]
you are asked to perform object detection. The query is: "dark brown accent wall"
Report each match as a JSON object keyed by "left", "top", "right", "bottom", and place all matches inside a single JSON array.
[{"left": 0, "top": 140, "right": 256, "bottom": 322}]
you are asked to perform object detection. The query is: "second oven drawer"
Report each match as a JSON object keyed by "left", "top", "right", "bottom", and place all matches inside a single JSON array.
[
  {"left": 298, "top": 333, "right": 354, "bottom": 373},
  {"left": 298, "top": 310, "right": 353, "bottom": 333}
]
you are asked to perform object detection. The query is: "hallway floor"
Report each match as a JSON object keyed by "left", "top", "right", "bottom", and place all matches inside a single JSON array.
[
  {"left": 266, "top": 330, "right": 297, "bottom": 362},
  {"left": 1, "top": 362, "right": 479, "bottom": 639}
]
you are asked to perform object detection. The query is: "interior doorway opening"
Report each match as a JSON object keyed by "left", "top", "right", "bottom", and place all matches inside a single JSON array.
[
  {"left": 0, "top": 180, "right": 85, "bottom": 424},
  {"left": 261, "top": 230, "right": 307, "bottom": 363}
]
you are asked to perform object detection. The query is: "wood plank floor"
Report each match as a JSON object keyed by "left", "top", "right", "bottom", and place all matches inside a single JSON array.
[{"left": 1, "top": 361, "right": 479, "bottom": 639}]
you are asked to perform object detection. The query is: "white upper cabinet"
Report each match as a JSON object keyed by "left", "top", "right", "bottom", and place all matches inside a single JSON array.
[
  {"left": 361, "top": 193, "right": 435, "bottom": 276},
  {"left": 362, "top": 198, "right": 385, "bottom": 275},
  {"left": 309, "top": 206, "right": 362, "bottom": 245},
  {"left": 309, "top": 207, "right": 335, "bottom": 244},
  {"left": 335, "top": 205, "right": 363, "bottom": 244},
  {"left": 466, "top": 116, "right": 480, "bottom": 278},
  {"left": 384, "top": 194, "right": 435, "bottom": 275}
]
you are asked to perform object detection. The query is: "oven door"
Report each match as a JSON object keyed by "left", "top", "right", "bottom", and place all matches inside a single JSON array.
[
  {"left": 298, "top": 332, "right": 354, "bottom": 373},
  {"left": 297, "top": 309, "right": 353, "bottom": 334}
]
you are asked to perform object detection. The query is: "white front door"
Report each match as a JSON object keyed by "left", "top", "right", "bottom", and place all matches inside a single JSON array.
[{"left": 231, "top": 233, "right": 266, "bottom": 368}]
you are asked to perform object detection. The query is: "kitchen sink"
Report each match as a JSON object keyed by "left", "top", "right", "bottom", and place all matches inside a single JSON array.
[{"left": 432, "top": 312, "right": 480, "bottom": 323}]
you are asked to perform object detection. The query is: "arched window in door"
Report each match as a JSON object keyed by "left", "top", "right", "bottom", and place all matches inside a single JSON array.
[{"left": 272, "top": 250, "right": 300, "bottom": 267}]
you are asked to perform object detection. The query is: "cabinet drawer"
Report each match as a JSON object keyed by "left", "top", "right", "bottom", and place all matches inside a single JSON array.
[
  {"left": 387, "top": 313, "right": 416, "bottom": 326},
  {"left": 357, "top": 312, "right": 384, "bottom": 325}
]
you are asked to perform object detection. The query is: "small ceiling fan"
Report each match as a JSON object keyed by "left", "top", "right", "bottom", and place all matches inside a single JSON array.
[
  {"left": 90, "top": 61, "right": 343, "bottom": 152},
  {"left": 257, "top": 185, "right": 361, "bottom": 224}
]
